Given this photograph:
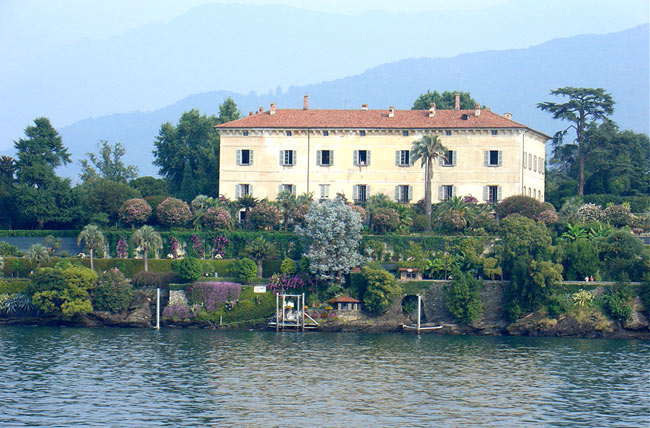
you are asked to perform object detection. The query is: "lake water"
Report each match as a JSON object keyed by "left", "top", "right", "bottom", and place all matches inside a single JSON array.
[{"left": 0, "top": 327, "right": 648, "bottom": 427}]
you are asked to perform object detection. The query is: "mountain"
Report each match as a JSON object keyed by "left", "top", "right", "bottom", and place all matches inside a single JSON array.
[{"left": 57, "top": 24, "right": 649, "bottom": 179}]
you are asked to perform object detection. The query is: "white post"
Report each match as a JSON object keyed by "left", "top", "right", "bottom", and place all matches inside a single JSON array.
[
  {"left": 276, "top": 293, "right": 279, "bottom": 332},
  {"left": 156, "top": 288, "right": 160, "bottom": 330},
  {"left": 417, "top": 294, "right": 421, "bottom": 334},
  {"left": 302, "top": 293, "right": 305, "bottom": 332}
]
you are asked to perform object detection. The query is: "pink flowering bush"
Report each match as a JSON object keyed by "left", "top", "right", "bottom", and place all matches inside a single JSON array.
[
  {"left": 203, "top": 207, "right": 233, "bottom": 229},
  {"left": 249, "top": 201, "right": 282, "bottom": 230},
  {"left": 371, "top": 208, "right": 400, "bottom": 233},
  {"left": 603, "top": 204, "right": 633, "bottom": 227},
  {"left": 267, "top": 274, "right": 314, "bottom": 294},
  {"left": 119, "top": 198, "right": 152, "bottom": 227},
  {"left": 156, "top": 197, "right": 192, "bottom": 227},
  {"left": 212, "top": 236, "right": 229, "bottom": 259},
  {"left": 576, "top": 203, "right": 603, "bottom": 223},
  {"left": 536, "top": 209, "right": 560, "bottom": 225},
  {"left": 162, "top": 303, "right": 197, "bottom": 319},
  {"left": 185, "top": 282, "right": 242, "bottom": 311}
]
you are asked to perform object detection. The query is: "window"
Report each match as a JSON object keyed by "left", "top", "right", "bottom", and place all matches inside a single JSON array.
[
  {"left": 491, "top": 130, "right": 498, "bottom": 136},
  {"left": 239, "top": 210, "right": 246, "bottom": 224},
  {"left": 354, "top": 150, "right": 370, "bottom": 166},
  {"left": 236, "top": 184, "right": 251, "bottom": 198},
  {"left": 280, "top": 150, "right": 296, "bottom": 166},
  {"left": 445, "top": 130, "right": 452, "bottom": 136},
  {"left": 243, "top": 130, "right": 249, "bottom": 136},
  {"left": 402, "top": 130, "right": 409, "bottom": 137},
  {"left": 439, "top": 185, "right": 455, "bottom": 201},
  {"left": 484, "top": 150, "right": 502, "bottom": 167},
  {"left": 440, "top": 150, "right": 456, "bottom": 167},
  {"left": 319, "top": 184, "right": 329, "bottom": 200},
  {"left": 523, "top": 186, "right": 526, "bottom": 195},
  {"left": 354, "top": 185, "right": 368, "bottom": 203},
  {"left": 236, "top": 149, "right": 253, "bottom": 166},
  {"left": 279, "top": 184, "right": 296, "bottom": 195},
  {"left": 539, "top": 157, "right": 544, "bottom": 174},
  {"left": 484, "top": 185, "right": 501, "bottom": 203},
  {"left": 395, "top": 185, "right": 412, "bottom": 203},
  {"left": 317, "top": 150, "right": 333, "bottom": 166},
  {"left": 286, "top": 130, "right": 292, "bottom": 136},
  {"left": 323, "top": 130, "right": 329, "bottom": 136},
  {"left": 523, "top": 152, "right": 527, "bottom": 168},
  {"left": 528, "top": 153, "right": 532, "bottom": 170},
  {"left": 396, "top": 150, "right": 410, "bottom": 167},
  {"left": 359, "top": 130, "right": 366, "bottom": 137}
]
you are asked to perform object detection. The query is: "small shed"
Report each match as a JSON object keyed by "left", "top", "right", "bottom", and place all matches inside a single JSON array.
[
  {"left": 329, "top": 296, "right": 361, "bottom": 311},
  {"left": 399, "top": 267, "right": 422, "bottom": 281}
]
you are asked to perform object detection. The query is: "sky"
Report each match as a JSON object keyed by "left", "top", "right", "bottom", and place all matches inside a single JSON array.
[{"left": 0, "top": 0, "right": 647, "bottom": 152}]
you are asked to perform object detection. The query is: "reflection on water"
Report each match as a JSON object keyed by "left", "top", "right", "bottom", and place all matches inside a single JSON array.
[{"left": 0, "top": 327, "right": 648, "bottom": 427}]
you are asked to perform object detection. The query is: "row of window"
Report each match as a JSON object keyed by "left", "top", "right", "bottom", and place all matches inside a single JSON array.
[
  {"left": 235, "top": 183, "right": 503, "bottom": 203},
  {"left": 523, "top": 151, "right": 545, "bottom": 174},
  {"left": 236, "top": 149, "right": 503, "bottom": 167},
  {"left": 523, "top": 186, "right": 543, "bottom": 201},
  {"left": 240, "top": 129, "right": 500, "bottom": 137}
]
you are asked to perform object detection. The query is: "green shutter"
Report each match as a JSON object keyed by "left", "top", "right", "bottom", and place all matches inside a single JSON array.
[
  {"left": 498, "top": 151, "right": 503, "bottom": 167},
  {"left": 483, "top": 186, "right": 489, "bottom": 202},
  {"left": 452, "top": 151, "right": 457, "bottom": 166},
  {"left": 408, "top": 185, "right": 413, "bottom": 201},
  {"left": 497, "top": 186, "right": 502, "bottom": 202},
  {"left": 452, "top": 185, "right": 457, "bottom": 197},
  {"left": 249, "top": 150, "right": 254, "bottom": 165},
  {"left": 438, "top": 186, "right": 443, "bottom": 201},
  {"left": 236, "top": 150, "right": 241, "bottom": 165},
  {"left": 353, "top": 150, "right": 358, "bottom": 166},
  {"left": 394, "top": 186, "right": 400, "bottom": 201},
  {"left": 395, "top": 151, "right": 400, "bottom": 166},
  {"left": 366, "top": 151, "right": 371, "bottom": 166},
  {"left": 484, "top": 151, "right": 488, "bottom": 166}
]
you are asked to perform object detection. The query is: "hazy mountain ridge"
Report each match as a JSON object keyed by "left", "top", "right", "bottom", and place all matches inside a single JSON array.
[{"left": 56, "top": 24, "right": 649, "bottom": 179}]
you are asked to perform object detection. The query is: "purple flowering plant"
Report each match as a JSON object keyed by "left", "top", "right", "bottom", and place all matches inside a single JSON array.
[
  {"left": 185, "top": 282, "right": 242, "bottom": 311},
  {"left": 116, "top": 238, "right": 128, "bottom": 259}
]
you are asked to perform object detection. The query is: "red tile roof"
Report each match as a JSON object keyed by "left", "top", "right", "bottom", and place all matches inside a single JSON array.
[
  {"left": 328, "top": 296, "right": 362, "bottom": 304},
  {"left": 216, "top": 108, "right": 549, "bottom": 138}
]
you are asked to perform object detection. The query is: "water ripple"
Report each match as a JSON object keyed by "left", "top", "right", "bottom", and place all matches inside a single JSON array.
[{"left": 0, "top": 327, "right": 648, "bottom": 427}]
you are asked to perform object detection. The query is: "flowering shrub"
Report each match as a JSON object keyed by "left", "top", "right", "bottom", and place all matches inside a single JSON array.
[
  {"left": 536, "top": 209, "right": 560, "bottom": 225},
  {"left": 162, "top": 303, "right": 197, "bottom": 319},
  {"left": 132, "top": 271, "right": 180, "bottom": 288},
  {"left": 185, "top": 282, "right": 242, "bottom": 311},
  {"left": 463, "top": 196, "right": 479, "bottom": 205},
  {"left": 371, "top": 208, "right": 400, "bottom": 233},
  {"left": 603, "top": 205, "right": 632, "bottom": 228},
  {"left": 119, "top": 198, "right": 152, "bottom": 227},
  {"left": 156, "top": 197, "right": 192, "bottom": 227},
  {"left": 168, "top": 237, "right": 180, "bottom": 258},
  {"left": 267, "top": 274, "right": 313, "bottom": 293},
  {"left": 440, "top": 210, "right": 467, "bottom": 232},
  {"left": 470, "top": 211, "right": 499, "bottom": 234},
  {"left": 495, "top": 195, "right": 545, "bottom": 219},
  {"left": 190, "top": 234, "right": 205, "bottom": 258},
  {"left": 116, "top": 238, "right": 128, "bottom": 259},
  {"left": 212, "top": 236, "right": 229, "bottom": 259},
  {"left": 203, "top": 207, "right": 233, "bottom": 229},
  {"left": 576, "top": 203, "right": 603, "bottom": 223},
  {"left": 249, "top": 201, "right": 282, "bottom": 230},
  {"left": 91, "top": 268, "right": 133, "bottom": 313}
]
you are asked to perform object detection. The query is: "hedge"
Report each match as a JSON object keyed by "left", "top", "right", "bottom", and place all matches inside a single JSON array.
[
  {"left": 360, "top": 234, "right": 494, "bottom": 258},
  {"left": 0, "top": 279, "right": 30, "bottom": 294}
]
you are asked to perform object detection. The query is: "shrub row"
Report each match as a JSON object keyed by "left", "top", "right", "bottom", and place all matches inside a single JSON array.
[{"left": 583, "top": 194, "right": 650, "bottom": 213}]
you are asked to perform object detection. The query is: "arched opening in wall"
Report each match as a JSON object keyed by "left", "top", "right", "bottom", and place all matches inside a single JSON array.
[{"left": 402, "top": 295, "right": 426, "bottom": 323}]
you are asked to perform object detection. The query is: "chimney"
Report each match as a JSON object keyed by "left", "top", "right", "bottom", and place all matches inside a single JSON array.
[
  {"left": 504, "top": 112, "right": 512, "bottom": 120},
  {"left": 249, "top": 111, "right": 253, "bottom": 116},
  {"left": 303, "top": 95, "right": 309, "bottom": 110},
  {"left": 428, "top": 102, "right": 436, "bottom": 117},
  {"left": 474, "top": 103, "right": 481, "bottom": 117},
  {"left": 270, "top": 102, "right": 276, "bottom": 115},
  {"left": 485, "top": 107, "right": 491, "bottom": 112},
  {"left": 259, "top": 106, "right": 264, "bottom": 113},
  {"left": 388, "top": 106, "right": 395, "bottom": 118},
  {"left": 454, "top": 93, "right": 460, "bottom": 110},
  {"left": 361, "top": 104, "right": 368, "bottom": 111}
]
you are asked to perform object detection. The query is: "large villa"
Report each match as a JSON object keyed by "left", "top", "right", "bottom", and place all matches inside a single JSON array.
[{"left": 216, "top": 95, "right": 549, "bottom": 212}]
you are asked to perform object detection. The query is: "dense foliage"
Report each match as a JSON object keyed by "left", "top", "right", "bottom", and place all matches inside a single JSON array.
[{"left": 91, "top": 268, "right": 133, "bottom": 313}]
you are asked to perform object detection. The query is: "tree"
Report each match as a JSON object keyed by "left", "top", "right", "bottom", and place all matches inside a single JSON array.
[
  {"left": 77, "top": 179, "right": 140, "bottom": 225},
  {"left": 12, "top": 118, "right": 77, "bottom": 229},
  {"left": 131, "top": 225, "right": 162, "bottom": 272},
  {"left": 119, "top": 198, "right": 152, "bottom": 227},
  {"left": 91, "top": 268, "right": 133, "bottom": 313},
  {"left": 26, "top": 243, "right": 50, "bottom": 268},
  {"left": 171, "top": 257, "right": 203, "bottom": 282},
  {"left": 537, "top": 87, "right": 615, "bottom": 195},
  {"left": 362, "top": 265, "right": 402, "bottom": 314},
  {"left": 243, "top": 237, "right": 277, "bottom": 278},
  {"left": 232, "top": 258, "right": 257, "bottom": 284},
  {"left": 153, "top": 109, "right": 221, "bottom": 201},
  {"left": 0, "top": 156, "right": 15, "bottom": 228},
  {"left": 29, "top": 265, "right": 97, "bottom": 318},
  {"left": 295, "top": 198, "right": 364, "bottom": 284},
  {"left": 412, "top": 90, "right": 478, "bottom": 110},
  {"left": 129, "top": 176, "right": 169, "bottom": 198},
  {"left": 582, "top": 121, "right": 650, "bottom": 196},
  {"left": 249, "top": 200, "right": 282, "bottom": 230},
  {"left": 218, "top": 97, "right": 242, "bottom": 124},
  {"left": 411, "top": 135, "right": 448, "bottom": 230},
  {"left": 77, "top": 225, "right": 106, "bottom": 271},
  {"left": 80, "top": 140, "right": 138, "bottom": 183},
  {"left": 156, "top": 197, "right": 192, "bottom": 228}
]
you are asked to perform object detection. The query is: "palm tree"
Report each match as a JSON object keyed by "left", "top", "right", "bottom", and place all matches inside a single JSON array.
[
  {"left": 131, "top": 225, "right": 163, "bottom": 272},
  {"left": 237, "top": 194, "right": 258, "bottom": 229},
  {"left": 77, "top": 224, "right": 105, "bottom": 270},
  {"left": 276, "top": 191, "right": 297, "bottom": 231},
  {"left": 26, "top": 243, "right": 50, "bottom": 268},
  {"left": 243, "top": 237, "right": 277, "bottom": 278},
  {"left": 411, "top": 135, "right": 448, "bottom": 231}
]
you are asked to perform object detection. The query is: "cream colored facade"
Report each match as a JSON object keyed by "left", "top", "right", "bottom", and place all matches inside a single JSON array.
[{"left": 218, "top": 125, "right": 548, "bottom": 204}]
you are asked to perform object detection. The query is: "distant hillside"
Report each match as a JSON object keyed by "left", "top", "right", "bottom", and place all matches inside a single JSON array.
[{"left": 59, "top": 24, "right": 649, "bottom": 179}]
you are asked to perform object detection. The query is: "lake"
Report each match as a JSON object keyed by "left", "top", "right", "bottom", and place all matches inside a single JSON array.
[{"left": 0, "top": 327, "right": 648, "bottom": 427}]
